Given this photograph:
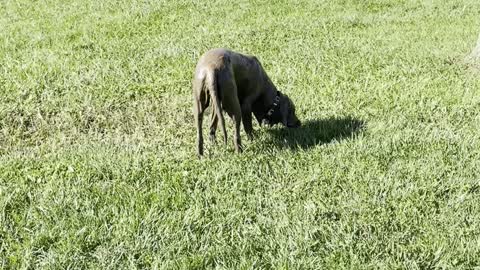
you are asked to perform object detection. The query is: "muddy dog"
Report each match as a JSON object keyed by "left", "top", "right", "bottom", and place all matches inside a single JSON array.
[{"left": 193, "top": 48, "right": 301, "bottom": 156}]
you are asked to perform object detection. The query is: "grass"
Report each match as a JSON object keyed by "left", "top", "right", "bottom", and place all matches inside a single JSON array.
[{"left": 1, "top": 0, "right": 480, "bottom": 268}]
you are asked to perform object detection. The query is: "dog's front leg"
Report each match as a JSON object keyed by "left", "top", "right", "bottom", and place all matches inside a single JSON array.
[{"left": 241, "top": 97, "right": 257, "bottom": 140}]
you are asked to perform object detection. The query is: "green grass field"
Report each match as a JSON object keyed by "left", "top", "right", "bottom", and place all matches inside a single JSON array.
[{"left": 1, "top": 0, "right": 480, "bottom": 268}]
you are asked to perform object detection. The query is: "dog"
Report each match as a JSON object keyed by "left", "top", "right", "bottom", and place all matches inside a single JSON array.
[{"left": 193, "top": 48, "right": 301, "bottom": 156}]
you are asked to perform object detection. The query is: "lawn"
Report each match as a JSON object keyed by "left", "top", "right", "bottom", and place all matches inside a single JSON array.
[{"left": 1, "top": 0, "right": 480, "bottom": 268}]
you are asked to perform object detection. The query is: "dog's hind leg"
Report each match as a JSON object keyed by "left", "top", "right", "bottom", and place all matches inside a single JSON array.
[
  {"left": 194, "top": 99, "right": 205, "bottom": 157},
  {"left": 209, "top": 109, "right": 218, "bottom": 143},
  {"left": 193, "top": 75, "right": 209, "bottom": 157},
  {"left": 218, "top": 69, "right": 243, "bottom": 153},
  {"left": 208, "top": 70, "right": 228, "bottom": 146},
  {"left": 232, "top": 105, "right": 243, "bottom": 153},
  {"left": 225, "top": 98, "right": 242, "bottom": 153}
]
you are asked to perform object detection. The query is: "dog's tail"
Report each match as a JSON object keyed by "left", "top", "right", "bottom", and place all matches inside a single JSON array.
[{"left": 207, "top": 70, "right": 228, "bottom": 145}]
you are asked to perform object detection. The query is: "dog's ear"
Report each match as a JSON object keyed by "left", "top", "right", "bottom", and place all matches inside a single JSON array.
[
  {"left": 280, "top": 95, "right": 301, "bottom": 128},
  {"left": 252, "top": 98, "right": 266, "bottom": 125},
  {"left": 280, "top": 96, "right": 290, "bottom": 126}
]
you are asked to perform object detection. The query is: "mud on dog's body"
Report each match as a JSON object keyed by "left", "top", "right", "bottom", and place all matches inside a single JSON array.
[{"left": 193, "top": 48, "right": 300, "bottom": 156}]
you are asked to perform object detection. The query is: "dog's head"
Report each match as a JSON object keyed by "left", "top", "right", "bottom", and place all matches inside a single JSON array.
[
  {"left": 279, "top": 94, "right": 301, "bottom": 128},
  {"left": 260, "top": 93, "right": 301, "bottom": 128}
]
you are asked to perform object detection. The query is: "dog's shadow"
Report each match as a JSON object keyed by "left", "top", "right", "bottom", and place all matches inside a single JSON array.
[{"left": 264, "top": 117, "right": 365, "bottom": 150}]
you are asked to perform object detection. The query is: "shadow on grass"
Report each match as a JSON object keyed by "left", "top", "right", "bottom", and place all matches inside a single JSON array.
[{"left": 266, "top": 117, "right": 365, "bottom": 150}]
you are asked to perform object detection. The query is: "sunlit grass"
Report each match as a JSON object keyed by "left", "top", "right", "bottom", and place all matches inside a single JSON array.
[{"left": 1, "top": 0, "right": 480, "bottom": 268}]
